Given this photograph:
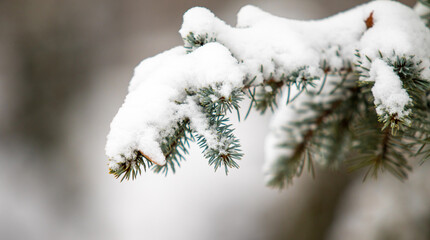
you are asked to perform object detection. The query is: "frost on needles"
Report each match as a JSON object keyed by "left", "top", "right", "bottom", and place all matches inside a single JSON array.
[{"left": 106, "top": 1, "right": 430, "bottom": 187}]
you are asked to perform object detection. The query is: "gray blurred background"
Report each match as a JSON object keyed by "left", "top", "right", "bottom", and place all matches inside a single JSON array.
[{"left": 1, "top": 0, "right": 429, "bottom": 239}]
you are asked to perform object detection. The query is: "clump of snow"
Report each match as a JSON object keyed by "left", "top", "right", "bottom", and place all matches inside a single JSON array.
[
  {"left": 356, "top": 2, "right": 430, "bottom": 86},
  {"left": 179, "top": 7, "right": 223, "bottom": 46},
  {"left": 368, "top": 59, "right": 412, "bottom": 119},
  {"left": 358, "top": 1, "right": 430, "bottom": 61},
  {"left": 106, "top": 43, "right": 245, "bottom": 169}
]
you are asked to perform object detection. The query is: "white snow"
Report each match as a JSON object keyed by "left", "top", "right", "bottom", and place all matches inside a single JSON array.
[
  {"left": 107, "top": 1, "right": 430, "bottom": 172},
  {"left": 368, "top": 59, "right": 411, "bottom": 120}
]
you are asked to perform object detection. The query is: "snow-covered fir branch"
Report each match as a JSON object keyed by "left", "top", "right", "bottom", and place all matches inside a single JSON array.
[{"left": 106, "top": 1, "right": 430, "bottom": 186}]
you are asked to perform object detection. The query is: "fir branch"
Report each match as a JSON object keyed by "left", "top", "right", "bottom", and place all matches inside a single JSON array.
[
  {"left": 348, "top": 110, "right": 413, "bottom": 181},
  {"left": 152, "top": 119, "right": 193, "bottom": 175},
  {"left": 196, "top": 116, "right": 243, "bottom": 174},
  {"left": 249, "top": 66, "right": 321, "bottom": 115},
  {"left": 198, "top": 85, "right": 243, "bottom": 118},
  {"left": 267, "top": 90, "right": 353, "bottom": 188},
  {"left": 195, "top": 85, "right": 244, "bottom": 174},
  {"left": 355, "top": 51, "right": 429, "bottom": 134},
  {"left": 405, "top": 94, "right": 430, "bottom": 163},
  {"left": 107, "top": 2, "right": 430, "bottom": 185},
  {"left": 253, "top": 78, "right": 284, "bottom": 114},
  {"left": 183, "top": 32, "right": 216, "bottom": 53},
  {"left": 109, "top": 150, "right": 153, "bottom": 182},
  {"left": 386, "top": 55, "right": 429, "bottom": 100}
]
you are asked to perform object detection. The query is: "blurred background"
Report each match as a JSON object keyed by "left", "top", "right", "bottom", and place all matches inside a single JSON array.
[{"left": 1, "top": 0, "right": 429, "bottom": 239}]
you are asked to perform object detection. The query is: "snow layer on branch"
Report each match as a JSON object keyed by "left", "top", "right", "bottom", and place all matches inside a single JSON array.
[
  {"left": 180, "top": 2, "right": 430, "bottom": 119},
  {"left": 106, "top": 43, "right": 244, "bottom": 169},
  {"left": 182, "top": 2, "right": 428, "bottom": 82},
  {"left": 368, "top": 59, "right": 411, "bottom": 119}
]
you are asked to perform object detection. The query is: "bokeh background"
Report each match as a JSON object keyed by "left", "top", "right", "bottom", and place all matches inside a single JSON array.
[{"left": 1, "top": 0, "right": 429, "bottom": 239}]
